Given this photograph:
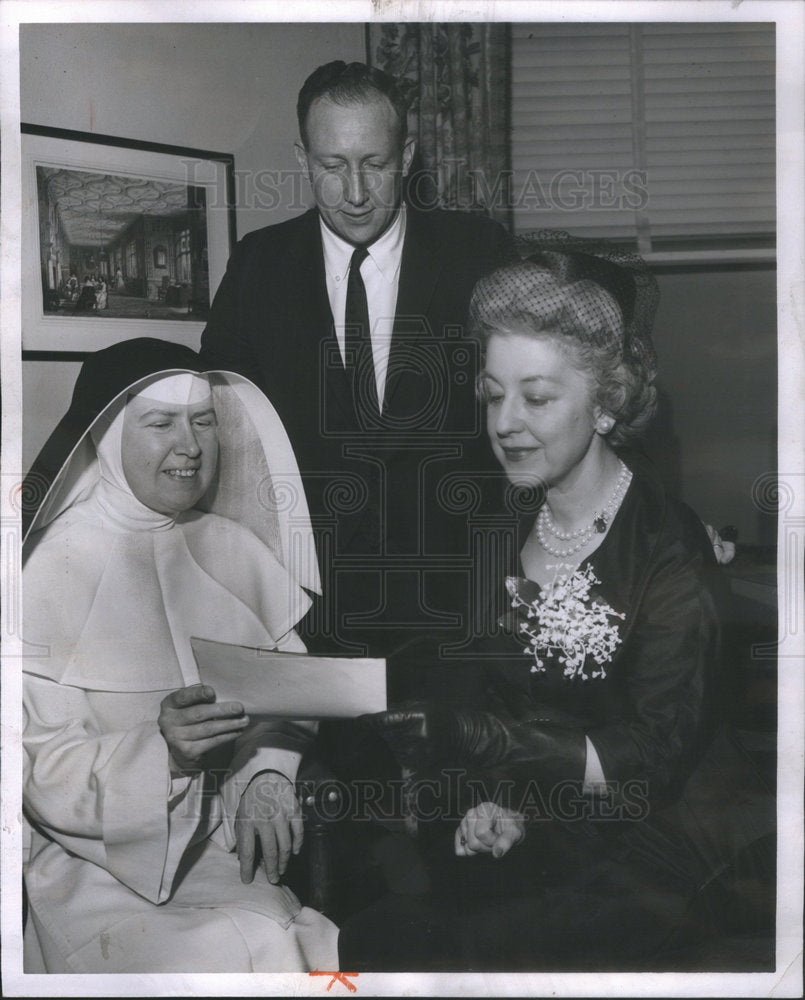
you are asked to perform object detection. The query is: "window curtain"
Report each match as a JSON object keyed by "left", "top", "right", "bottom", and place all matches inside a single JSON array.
[{"left": 367, "top": 22, "right": 511, "bottom": 227}]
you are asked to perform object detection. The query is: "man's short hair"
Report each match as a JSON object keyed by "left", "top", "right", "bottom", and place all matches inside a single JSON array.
[{"left": 297, "top": 60, "right": 410, "bottom": 147}]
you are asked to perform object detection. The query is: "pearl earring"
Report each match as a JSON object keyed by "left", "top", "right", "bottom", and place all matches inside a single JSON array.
[{"left": 598, "top": 417, "right": 614, "bottom": 433}]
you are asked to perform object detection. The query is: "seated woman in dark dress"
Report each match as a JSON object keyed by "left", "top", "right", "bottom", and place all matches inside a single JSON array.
[
  {"left": 74, "top": 275, "right": 98, "bottom": 311},
  {"left": 341, "top": 238, "right": 775, "bottom": 972}
]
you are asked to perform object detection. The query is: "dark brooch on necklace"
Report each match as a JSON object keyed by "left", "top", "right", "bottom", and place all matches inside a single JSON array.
[{"left": 593, "top": 515, "right": 608, "bottom": 533}]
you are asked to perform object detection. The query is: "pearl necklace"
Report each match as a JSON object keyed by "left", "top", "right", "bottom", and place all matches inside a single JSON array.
[{"left": 536, "top": 460, "right": 632, "bottom": 559}]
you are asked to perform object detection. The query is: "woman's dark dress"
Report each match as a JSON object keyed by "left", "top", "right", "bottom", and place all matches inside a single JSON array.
[
  {"left": 75, "top": 283, "right": 97, "bottom": 311},
  {"left": 338, "top": 456, "right": 775, "bottom": 971}
]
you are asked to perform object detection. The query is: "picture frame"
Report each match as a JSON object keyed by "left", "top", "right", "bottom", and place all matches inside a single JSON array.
[{"left": 21, "top": 124, "right": 236, "bottom": 358}]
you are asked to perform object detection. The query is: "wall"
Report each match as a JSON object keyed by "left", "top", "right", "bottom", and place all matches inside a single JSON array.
[
  {"left": 20, "top": 25, "right": 777, "bottom": 547},
  {"left": 647, "top": 267, "right": 777, "bottom": 549},
  {"left": 20, "top": 21, "right": 366, "bottom": 234}
]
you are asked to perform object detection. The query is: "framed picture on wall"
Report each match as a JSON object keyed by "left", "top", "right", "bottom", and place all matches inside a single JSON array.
[{"left": 21, "top": 124, "right": 236, "bottom": 357}]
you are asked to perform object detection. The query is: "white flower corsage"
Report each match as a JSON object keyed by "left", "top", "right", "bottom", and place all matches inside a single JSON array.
[{"left": 505, "top": 566, "right": 625, "bottom": 681}]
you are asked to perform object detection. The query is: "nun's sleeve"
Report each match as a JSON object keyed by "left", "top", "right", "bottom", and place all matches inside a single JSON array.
[
  {"left": 23, "top": 673, "right": 207, "bottom": 904},
  {"left": 215, "top": 636, "right": 318, "bottom": 848}
]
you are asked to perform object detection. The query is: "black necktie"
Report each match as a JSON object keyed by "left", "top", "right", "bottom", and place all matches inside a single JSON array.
[{"left": 344, "top": 246, "right": 380, "bottom": 423}]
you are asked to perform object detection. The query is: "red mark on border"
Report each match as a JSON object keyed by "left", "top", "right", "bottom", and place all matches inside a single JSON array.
[{"left": 309, "top": 971, "right": 359, "bottom": 993}]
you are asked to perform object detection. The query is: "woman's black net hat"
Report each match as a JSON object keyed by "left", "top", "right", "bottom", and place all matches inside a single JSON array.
[{"left": 473, "top": 228, "right": 660, "bottom": 372}]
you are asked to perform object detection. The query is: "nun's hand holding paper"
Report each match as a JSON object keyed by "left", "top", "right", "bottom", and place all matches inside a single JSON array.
[{"left": 158, "top": 683, "right": 250, "bottom": 774}]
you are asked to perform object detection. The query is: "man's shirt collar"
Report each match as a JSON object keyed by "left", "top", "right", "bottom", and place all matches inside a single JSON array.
[{"left": 320, "top": 207, "right": 406, "bottom": 284}]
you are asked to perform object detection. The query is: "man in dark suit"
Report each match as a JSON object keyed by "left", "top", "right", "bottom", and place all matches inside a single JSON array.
[{"left": 200, "top": 61, "right": 514, "bottom": 698}]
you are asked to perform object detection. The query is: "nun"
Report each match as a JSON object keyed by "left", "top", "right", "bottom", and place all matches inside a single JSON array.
[{"left": 22, "top": 339, "right": 338, "bottom": 973}]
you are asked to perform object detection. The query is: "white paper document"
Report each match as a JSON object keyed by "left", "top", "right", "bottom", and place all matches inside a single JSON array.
[{"left": 190, "top": 636, "right": 387, "bottom": 718}]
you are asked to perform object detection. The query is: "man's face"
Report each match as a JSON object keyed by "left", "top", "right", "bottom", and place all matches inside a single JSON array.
[{"left": 296, "top": 95, "right": 415, "bottom": 246}]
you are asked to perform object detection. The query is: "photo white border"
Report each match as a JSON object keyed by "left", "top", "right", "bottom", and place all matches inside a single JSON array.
[
  {"left": 21, "top": 128, "right": 234, "bottom": 352},
  {"left": 2, "top": 1, "right": 803, "bottom": 997}
]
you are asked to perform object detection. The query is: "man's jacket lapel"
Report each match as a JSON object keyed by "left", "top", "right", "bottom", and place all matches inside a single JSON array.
[
  {"left": 286, "top": 211, "right": 356, "bottom": 430},
  {"left": 382, "top": 209, "right": 445, "bottom": 420}
]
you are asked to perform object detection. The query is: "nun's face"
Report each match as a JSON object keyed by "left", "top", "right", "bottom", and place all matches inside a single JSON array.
[{"left": 121, "top": 394, "right": 218, "bottom": 515}]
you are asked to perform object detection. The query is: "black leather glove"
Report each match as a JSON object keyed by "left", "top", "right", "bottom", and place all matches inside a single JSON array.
[
  {"left": 360, "top": 702, "right": 587, "bottom": 786},
  {"left": 359, "top": 703, "right": 510, "bottom": 771}
]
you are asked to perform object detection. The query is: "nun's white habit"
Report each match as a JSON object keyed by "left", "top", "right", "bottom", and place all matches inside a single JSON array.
[{"left": 22, "top": 363, "right": 339, "bottom": 973}]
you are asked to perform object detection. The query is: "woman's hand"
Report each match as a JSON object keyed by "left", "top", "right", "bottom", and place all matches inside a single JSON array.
[
  {"left": 455, "top": 801, "right": 525, "bottom": 859},
  {"left": 704, "top": 523, "right": 736, "bottom": 564},
  {"left": 158, "top": 683, "right": 249, "bottom": 773},
  {"left": 236, "top": 771, "right": 304, "bottom": 885}
]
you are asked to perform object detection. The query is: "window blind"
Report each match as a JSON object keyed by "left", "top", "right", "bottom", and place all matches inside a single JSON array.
[{"left": 510, "top": 22, "right": 775, "bottom": 252}]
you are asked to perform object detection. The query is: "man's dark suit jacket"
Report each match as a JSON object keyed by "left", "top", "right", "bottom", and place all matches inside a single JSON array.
[{"left": 201, "top": 206, "right": 515, "bottom": 692}]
